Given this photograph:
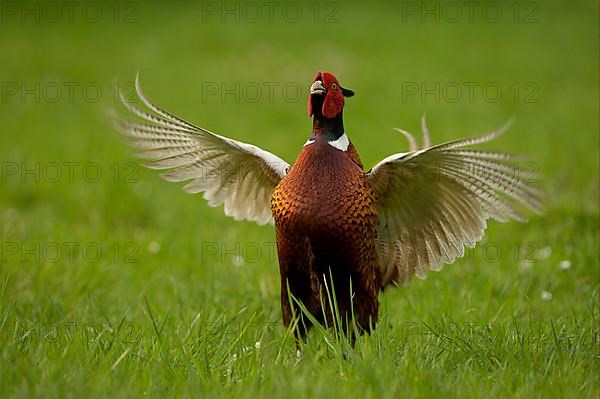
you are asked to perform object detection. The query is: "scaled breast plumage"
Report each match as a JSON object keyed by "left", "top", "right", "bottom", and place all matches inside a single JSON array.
[{"left": 271, "top": 137, "right": 378, "bottom": 239}]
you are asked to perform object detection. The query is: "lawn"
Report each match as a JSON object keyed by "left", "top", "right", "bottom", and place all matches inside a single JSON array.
[{"left": 0, "top": 1, "right": 598, "bottom": 398}]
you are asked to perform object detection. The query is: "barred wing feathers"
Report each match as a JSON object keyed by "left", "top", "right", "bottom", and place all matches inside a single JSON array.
[
  {"left": 367, "top": 120, "right": 542, "bottom": 286},
  {"left": 117, "top": 77, "right": 290, "bottom": 225}
]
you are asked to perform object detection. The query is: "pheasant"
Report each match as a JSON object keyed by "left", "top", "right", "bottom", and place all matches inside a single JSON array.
[{"left": 117, "top": 71, "right": 541, "bottom": 343}]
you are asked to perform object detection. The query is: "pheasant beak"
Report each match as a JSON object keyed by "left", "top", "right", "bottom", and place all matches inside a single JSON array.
[{"left": 310, "top": 80, "right": 326, "bottom": 95}]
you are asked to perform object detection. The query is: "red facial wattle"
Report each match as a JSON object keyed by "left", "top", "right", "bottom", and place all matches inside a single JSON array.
[{"left": 307, "top": 71, "right": 345, "bottom": 119}]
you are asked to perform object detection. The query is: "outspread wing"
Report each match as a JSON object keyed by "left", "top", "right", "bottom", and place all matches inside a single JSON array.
[
  {"left": 116, "top": 76, "right": 290, "bottom": 225},
  {"left": 367, "top": 119, "right": 542, "bottom": 287}
]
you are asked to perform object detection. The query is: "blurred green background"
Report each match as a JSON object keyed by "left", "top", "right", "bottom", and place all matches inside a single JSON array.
[{"left": 0, "top": 1, "right": 598, "bottom": 398}]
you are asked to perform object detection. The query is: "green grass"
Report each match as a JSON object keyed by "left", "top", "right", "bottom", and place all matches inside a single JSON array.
[{"left": 0, "top": 0, "right": 598, "bottom": 397}]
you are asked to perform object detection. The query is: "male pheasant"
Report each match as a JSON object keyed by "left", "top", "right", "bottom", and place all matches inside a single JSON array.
[{"left": 117, "top": 71, "right": 541, "bottom": 342}]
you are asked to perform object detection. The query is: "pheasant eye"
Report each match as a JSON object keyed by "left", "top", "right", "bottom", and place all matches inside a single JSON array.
[{"left": 331, "top": 83, "right": 337, "bottom": 89}]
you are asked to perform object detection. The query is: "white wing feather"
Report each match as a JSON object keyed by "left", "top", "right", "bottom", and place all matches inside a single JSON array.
[
  {"left": 367, "top": 120, "right": 542, "bottom": 286},
  {"left": 117, "top": 76, "right": 290, "bottom": 225}
]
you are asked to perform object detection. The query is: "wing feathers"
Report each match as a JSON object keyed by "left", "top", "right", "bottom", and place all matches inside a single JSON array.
[
  {"left": 133, "top": 75, "right": 200, "bottom": 131},
  {"left": 368, "top": 121, "right": 540, "bottom": 286},
  {"left": 117, "top": 77, "right": 290, "bottom": 225}
]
